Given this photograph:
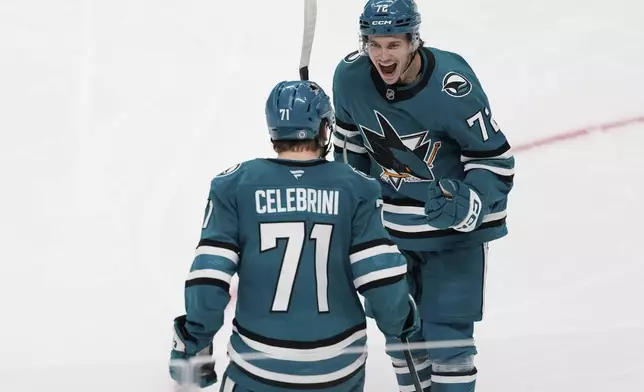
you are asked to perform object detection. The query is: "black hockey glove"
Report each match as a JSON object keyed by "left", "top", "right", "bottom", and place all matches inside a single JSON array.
[{"left": 425, "top": 179, "right": 483, "bottom": 232}]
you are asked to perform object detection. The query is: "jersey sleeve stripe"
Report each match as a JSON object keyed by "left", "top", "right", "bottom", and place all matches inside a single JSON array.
[
  {"left": 353, "top": 265, "right": 407, "bottom": 291},
  {"left": 197, "top": 239, "right": 240, "bottom": 252},
  {"left": 383, "top": 209, "right": 507, "bottom": 233},
  {"left": 383, "top": 203, "right": 425, "bottom": 215},
  {"left": 185, "top": 269, "right": 233, "bottom": 290},
  {"left": 335, "top": 118, "right": 359, "bottom": 132},
  {"left": 195, "top": 245, "right": 239, "bottom": 264},
  {"left": 461, "top": 142, "right": 512, "bottom": 160},
  {"left": 463, "top": 163, "right": 515, "bottom": 177},
  {"left": 350, "top": 238, "right": 395, "bottom": 254},
  {"left": 349, "top": 244, "right": 400, "bottom": 264},
  {"left": 185, "top": 277, "right": 230, "bottom": 291},
  {"left": 356, "top": 273, "right": 405, "bottom": 294},
  {"left": 461, "top": 151, "right": 513, "bottom": 163},
  {"left": 336, "top": 124, "right": 361, "bottom": 138},
  {"left": 331, "top": 133, "right": 367, "bottom": 154}
]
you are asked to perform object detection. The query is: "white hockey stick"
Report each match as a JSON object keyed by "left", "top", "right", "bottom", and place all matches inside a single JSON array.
[{"left": 299, "top": 0, "right": 317, "bottom": 80}]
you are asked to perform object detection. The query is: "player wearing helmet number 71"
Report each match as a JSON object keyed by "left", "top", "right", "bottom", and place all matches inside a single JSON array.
[
  {"left": 332, "top": 1, "right": 516, "bottom": 391},
  {"left": 168, "top": 80, "right": 420, "bottom": 392}
]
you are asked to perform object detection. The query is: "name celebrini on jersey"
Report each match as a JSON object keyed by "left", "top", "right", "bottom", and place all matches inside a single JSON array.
[{"left": 255, "top": 187, "right": 340, "bottom": 215}]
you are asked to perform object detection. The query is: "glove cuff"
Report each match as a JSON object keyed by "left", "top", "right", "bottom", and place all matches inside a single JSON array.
[
  {"left": 172, "top": 315, "right": 213, "bottom": 355},
  {"left": 452, "top": 187, "right": 483, "bottom": 233}
]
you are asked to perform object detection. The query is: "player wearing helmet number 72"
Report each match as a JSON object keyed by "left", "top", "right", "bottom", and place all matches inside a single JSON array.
[{"left": 332, "top": 1, "right": 516, "bottom": 391}]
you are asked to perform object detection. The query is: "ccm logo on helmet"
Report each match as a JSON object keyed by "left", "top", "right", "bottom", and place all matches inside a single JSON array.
[{"left": 372, "top": 20, "right": 392, "bottom": 25}]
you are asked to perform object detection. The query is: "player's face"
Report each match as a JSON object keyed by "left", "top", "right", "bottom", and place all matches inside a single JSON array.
[{"left": 366, "top": 35, "right": 413, "bottom": 85}]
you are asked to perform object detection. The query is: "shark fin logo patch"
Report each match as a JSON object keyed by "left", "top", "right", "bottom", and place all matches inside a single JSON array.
[{"left": 441, "top": 72, "right": 472, "bottom": 98}]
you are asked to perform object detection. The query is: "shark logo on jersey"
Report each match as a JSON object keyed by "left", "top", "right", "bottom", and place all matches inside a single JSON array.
[
  {"left": 442, "top": 72, "right": 472, "bottom": 98},
  {"left": 217, "top": 163, "right": 241, "bottom": 177},
  {"left": 360, "top": 111, "right": 442, "bottom": 191}
]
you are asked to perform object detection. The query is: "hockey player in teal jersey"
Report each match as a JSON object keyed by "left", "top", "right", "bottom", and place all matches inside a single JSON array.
[
  {"left": 168, "top": 80, "right": 420, "bottom": 391},
  {"left": 331, "top": 1, "right": 515, "bottom": 391}
]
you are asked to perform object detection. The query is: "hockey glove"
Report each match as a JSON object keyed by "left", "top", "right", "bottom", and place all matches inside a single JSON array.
[
  {"left": 425, "top": 179, "right": 483, "bottom": 232},
  {"left": 169, "top": 315, "right": 217, "bottom": 388}
]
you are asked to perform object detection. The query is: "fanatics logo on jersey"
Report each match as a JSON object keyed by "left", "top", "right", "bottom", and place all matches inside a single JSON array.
[
  {"left": 360, "top": 111, "right": 442, "bottom": 191},
  {"left": 290, "top": 170, "right": 304, "bottom": 179},
  {"left": 441, "top": 71, "right": 472, "bottom": 98}
]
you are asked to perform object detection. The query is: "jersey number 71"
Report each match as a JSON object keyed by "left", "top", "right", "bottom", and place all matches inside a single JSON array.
[{"left": 260, "top": 222, "right": 333, "bottom": 313}]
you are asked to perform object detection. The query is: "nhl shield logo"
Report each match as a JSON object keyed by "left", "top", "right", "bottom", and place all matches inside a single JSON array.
[
  {"left": 441, "top": 72, "right": 472, "bottom": 98},
  {"left": 386, "top": 88, "right": 395, "bottom": 100}
]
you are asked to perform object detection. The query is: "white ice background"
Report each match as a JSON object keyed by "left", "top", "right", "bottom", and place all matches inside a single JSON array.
[{"left": 1, "top": 0, "right": 643, "bottom": 391}]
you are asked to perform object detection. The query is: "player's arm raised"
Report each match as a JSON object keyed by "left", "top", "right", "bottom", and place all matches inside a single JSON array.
[
  {"left": 425, "top": 70, "right": 515, "bottom": 233},
  {"left": 331, "top": 67, "right": 371, "bottom": 172},
  {"left": 350, "top": 175, "right": 418, "bottom": 338}
]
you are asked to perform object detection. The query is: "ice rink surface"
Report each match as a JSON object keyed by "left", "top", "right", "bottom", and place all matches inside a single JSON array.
[{"left": 1, "top": 0, "right": 643, "bottom": 391}]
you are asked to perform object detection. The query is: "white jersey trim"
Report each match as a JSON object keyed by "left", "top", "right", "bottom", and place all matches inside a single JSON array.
[
  {"left": 335, "top": 125, "right": 361, "bottom": 138},
  {"left": 332, "top": 134, "right": 367, "bottom": 154},
  {"left": 432, "top": 373, "right": 477, "bottom": 384},
  {"left": 383, "top": 210, "right": 507, "bottom": 233},
  {"left": 463, "top": 163, "right": 515, "bottom": 177},
  {"left": 228, "top": 343, "right": 367, "bottom": 385},
  {"left": 353, "top": 265, "right": 407, "bottom": 289},
  {"left": 349, "top": 244, "right": 400, "bottom": 264},
  {"left": 232, "top": 327, "right": 367, "bottom": 362},
  {"left": 401, "top": 379, "right": 433, "bottom": 392},
  {"left": 186, "top": 269, "right": 232, "bottom": 284},
  {"left": 195, "top": 245, "right": 239, "bottom": 264},
  {"left": 460, "top": 150, "right": 513, "bottom": 163}
]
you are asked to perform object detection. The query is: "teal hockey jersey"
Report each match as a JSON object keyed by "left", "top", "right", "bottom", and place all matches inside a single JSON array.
[
  {"left": 332, "top": 47, "right": 515, "bottom": 251},
  {"left": 181, "top": 158, "right": 412, "bottom": 391}
]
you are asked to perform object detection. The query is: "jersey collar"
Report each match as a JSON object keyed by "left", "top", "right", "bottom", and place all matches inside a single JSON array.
[
  {"left": 369, "top": 47, "right": 436, "bottom": 103},
  {"left": 265, "top": 158, "right": 329, "bottom": 167}
]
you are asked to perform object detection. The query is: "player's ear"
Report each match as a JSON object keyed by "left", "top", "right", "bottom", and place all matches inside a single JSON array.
[
  {"left": 407, "top": 32, "right": 421, "bottom": 51},
  {"left": 317, "top": 119, "right": 332, "bottom": 158},
  {"left": 318, "top": 119, "right": 330, "bottom": 143}
]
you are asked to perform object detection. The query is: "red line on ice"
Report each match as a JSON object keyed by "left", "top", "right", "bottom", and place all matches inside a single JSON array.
[
  {"left": 513, "top": 115, "right": 644, "bottom": 153},
  {"left": 226, "top": 115, "right": 644, "bottom": 305}
]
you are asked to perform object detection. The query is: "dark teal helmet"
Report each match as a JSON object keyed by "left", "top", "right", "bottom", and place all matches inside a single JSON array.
[
  {"left": 359, "top": 0, "right": 421, "bottom": 36},
  {"left": 265, "top": 80, "right": 334, "bottom": 141}
]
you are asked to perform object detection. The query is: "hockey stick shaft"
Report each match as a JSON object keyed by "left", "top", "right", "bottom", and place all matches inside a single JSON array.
[
  {"left": 401, "top": 335, "right": 424, "bottom": 392},
  {"left": 299, "top": 0, "right": 317, "bottom": 80}
]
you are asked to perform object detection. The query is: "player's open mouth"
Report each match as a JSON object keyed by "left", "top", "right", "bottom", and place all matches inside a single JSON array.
[{"left": 379, "top": 63, "right": 397, "bottom": 75}]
